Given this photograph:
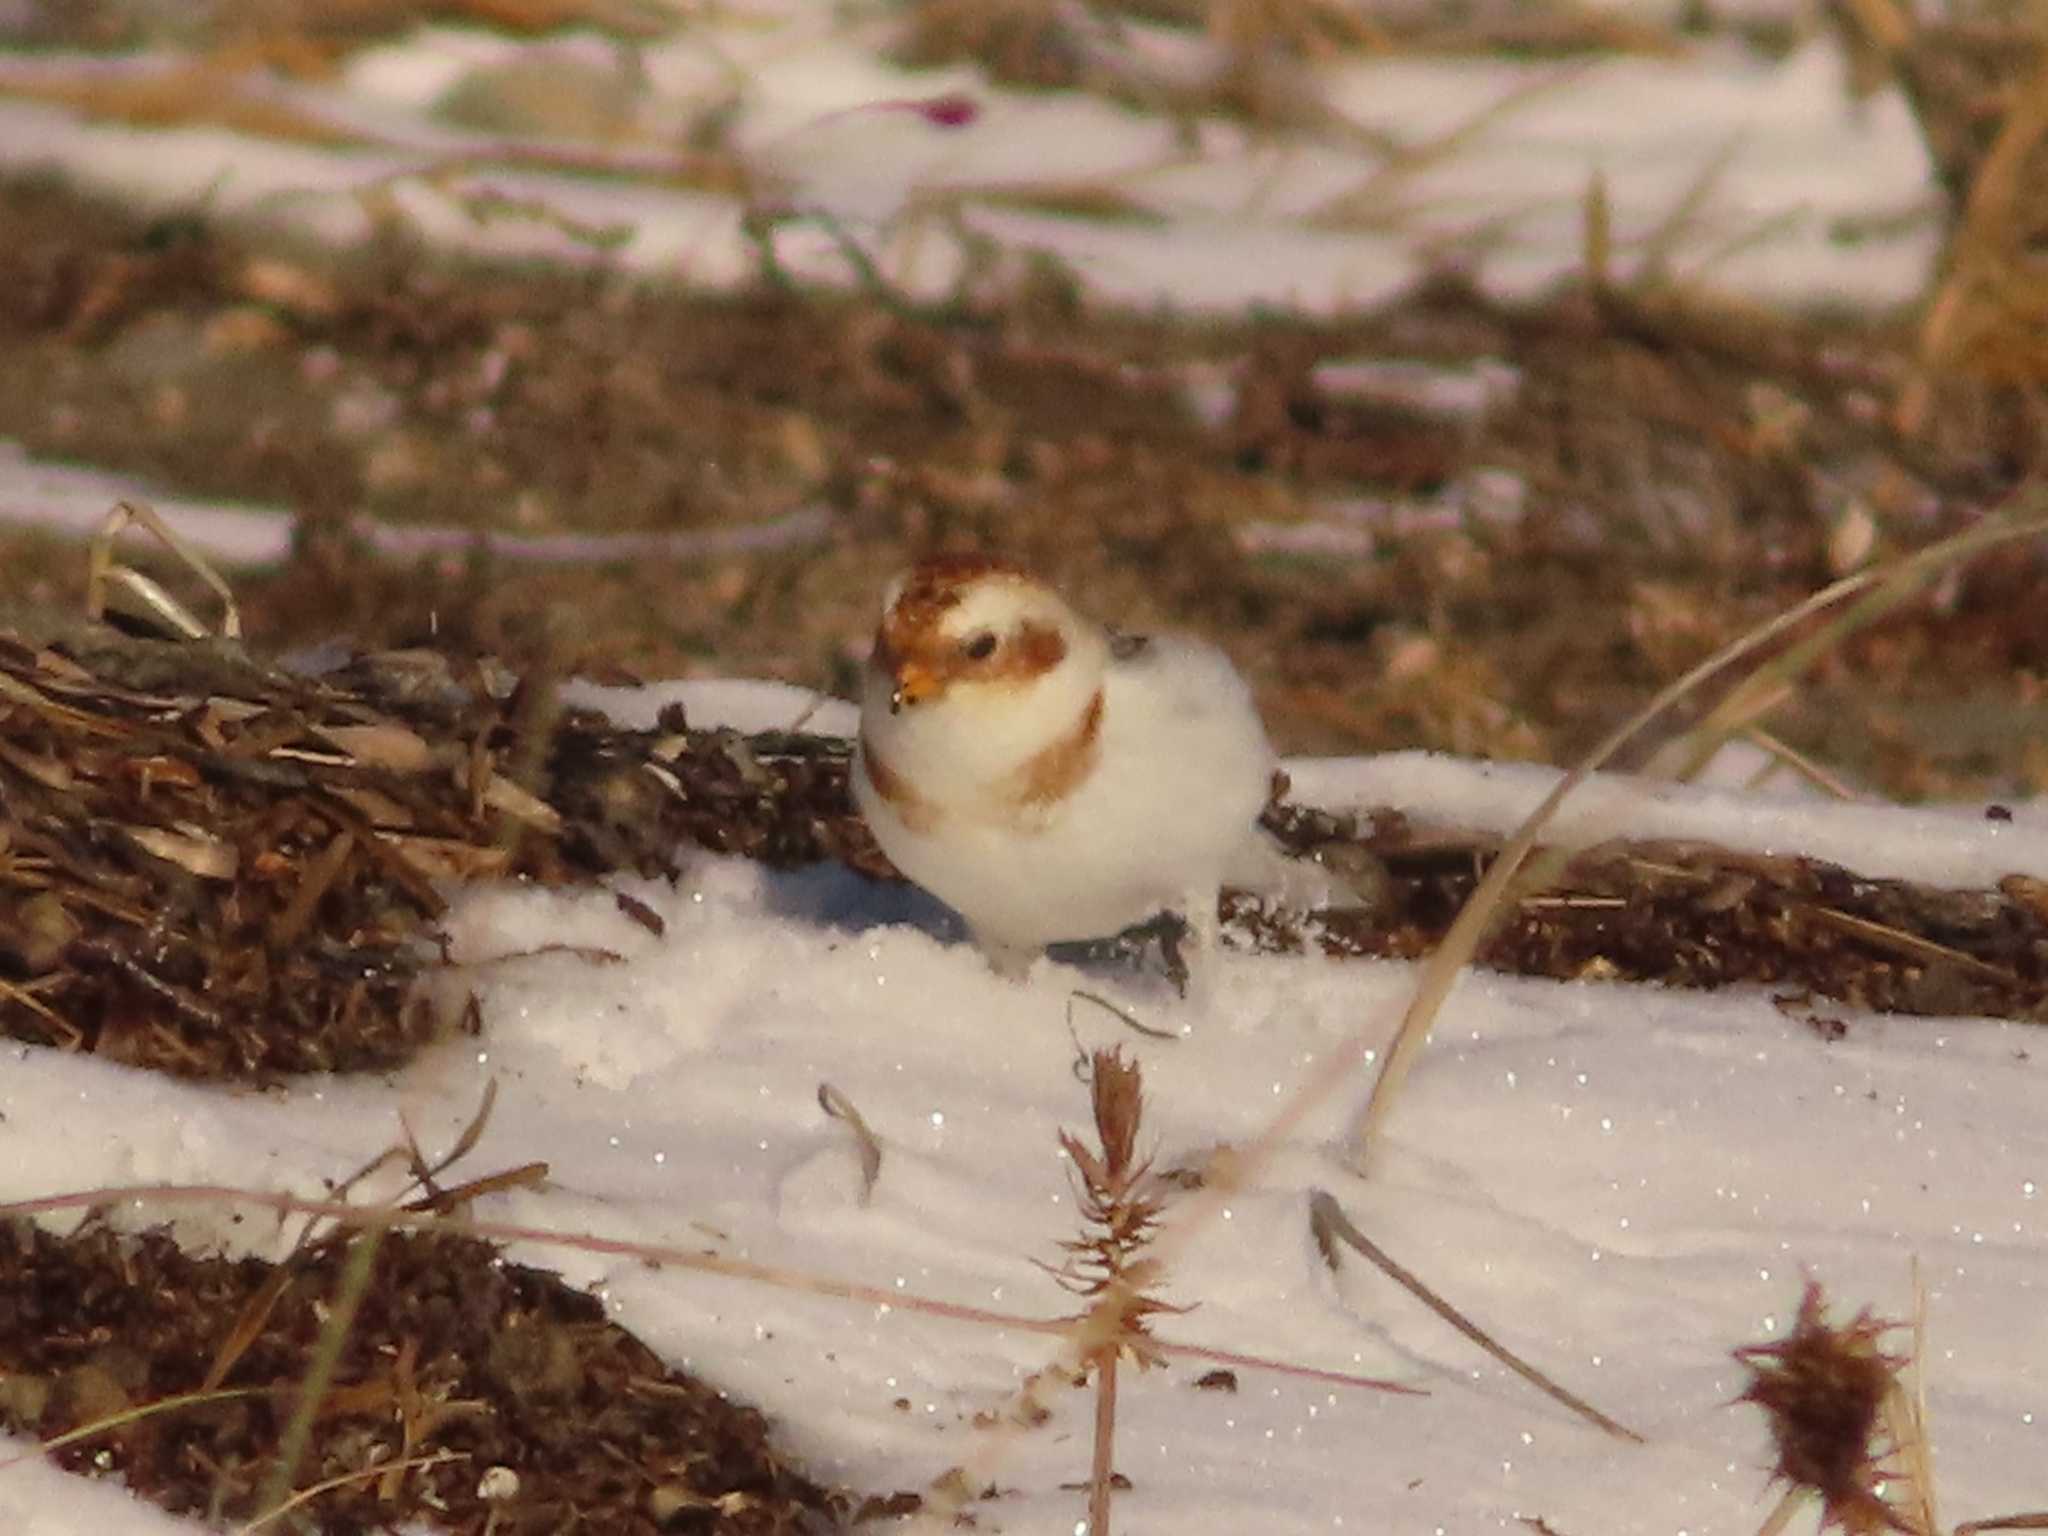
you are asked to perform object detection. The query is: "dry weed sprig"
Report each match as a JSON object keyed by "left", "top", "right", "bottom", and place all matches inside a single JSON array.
[
  {"left": 1734, "top": 1281, "right": 1924, "bottom": 1536},
  {"left": 85, "top": 499, "right": 241, "bottom": 640},
  {"left": 1052, "top": 1049, "right": 1181, "bottom": 1536}
]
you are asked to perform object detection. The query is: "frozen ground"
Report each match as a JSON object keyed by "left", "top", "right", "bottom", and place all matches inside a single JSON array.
[{"left": 2, "top": 679, "right": 2047, "bottom": 1535}]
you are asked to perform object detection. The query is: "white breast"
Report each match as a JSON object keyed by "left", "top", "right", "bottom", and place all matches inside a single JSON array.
[{"left": 854, "top": 631, "right": 1275, "bottom": 957}]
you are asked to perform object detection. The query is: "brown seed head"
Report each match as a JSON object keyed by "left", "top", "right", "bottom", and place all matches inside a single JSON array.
[{"left": 1734, "top": 1282, "right": 1915, "bottom": 1535}]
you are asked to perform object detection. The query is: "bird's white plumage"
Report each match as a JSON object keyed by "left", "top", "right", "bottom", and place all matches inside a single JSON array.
[{"left": 853, "top": 559, "right": 1277, "bottom": 974}]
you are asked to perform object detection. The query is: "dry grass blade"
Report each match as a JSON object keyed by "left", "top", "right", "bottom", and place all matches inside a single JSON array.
[
  {"left": 201, "top": 1262, "right": 303, "bottom": 1393},
  {"left": 1649, "top": 508, "right": 2048, "bottom": 782},
  {"left": 1738, "top": 727, "right": 1862, "bottom": 800},
  {"left": 404, "top": 1077, "right": 501, "bottom": 1190},
  {"left": 86, "top": 500, "right": 241, "bottom": 640},
  {"left": 1582, "top": 167, "right": 1614, "bottom": 290},
  {"left": 0, "top": 1387, "right": 278, "bottom": 1471},
  {"left": 817, "top": 1081, "right": 885, "bottom": 1203},
  {"left": 936, "top": 177, "right": 1173, "bottom": 225},
  {"left": 0, "top": 975, "right": 81, "bottom": 1048},
  {"left": 252, "top": 1228, "right": 382, "bottom": 1518},
  {"left": 1205, "top": 0, "right": 1391, "bottom": 60},
  {"left": 1756, "top": 1487, "right": 1807, "bottom": 1536},
  {"left": 264, "top": 829, "right": 352, "bottom": 948},
  {"left": 1801, "top": 905, "right": 2020, "bottom": 986},
  {"left": 234, "top": 1450, "right": 464, "bottom": 1536},
  {"left": 1351, "top": 500, "right": 2048, "bottom": 1169},
  {"left": 1836, "top": 0, "right": 1914, "bottom": 55},
  {"left": 1068, "top": 988, "right": 1177, "bottom": 1042},
  {"left": 1632, "top": 133, "right": 1745, "bottom": 289},
  {"left": 1887, "top": 1260, "right": 1938, "bottom": 1536},
  {"left": 1349, "top": 571, "right": 1887, "bottom": 1169},
  {"left": 1308, "top": 1191, "right": 1640, "bottom": 1442},
  {"left": 404, "top": 1161, "right": 548, "bottom": 1214},
  {"left": 1309, "top": 65, "right": 1584, "bottom": 229}
]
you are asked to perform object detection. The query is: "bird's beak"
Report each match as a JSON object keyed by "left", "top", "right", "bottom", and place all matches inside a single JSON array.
[{"left": 889, "top": 660, "right": 941, "bottom": 713}]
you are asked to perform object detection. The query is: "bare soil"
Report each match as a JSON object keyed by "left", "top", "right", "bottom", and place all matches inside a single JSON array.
[
  {"left": 0, "top": 1221, "right": 859, "bottom": 1534},
  {"left": 4, "top": 176, "right": 2047, "bottom": 797}
]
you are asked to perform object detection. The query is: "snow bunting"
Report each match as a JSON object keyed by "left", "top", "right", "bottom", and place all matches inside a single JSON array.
[{"left": 852, "top": 554, "right": 1277, "bottom": 976}]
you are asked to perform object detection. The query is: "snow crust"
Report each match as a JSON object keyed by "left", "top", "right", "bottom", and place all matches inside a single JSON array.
[
  {"left": 3, "top": 678, "right": 2044, "bottom": 1534},
  {"left": 0, "top": 442, "right": 831, "bottom": 567}
]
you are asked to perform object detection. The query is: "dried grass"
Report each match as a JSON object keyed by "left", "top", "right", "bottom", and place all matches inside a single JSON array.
[{"left": 0, "top": 602, "right": 882, "bottom": 1077}]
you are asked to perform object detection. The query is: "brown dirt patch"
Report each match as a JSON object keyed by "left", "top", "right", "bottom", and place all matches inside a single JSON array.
[
  {"left": 4, "top": 175, "right": 2048, "bottom": 800},
  {"left": 0, "top": 1220, "right": 860, "bottom": 1534},
  {"left": 1256, "top": 802, "right": 2048, "bottom": 1027}
]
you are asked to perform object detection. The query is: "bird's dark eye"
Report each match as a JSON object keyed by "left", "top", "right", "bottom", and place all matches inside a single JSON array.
[{"left": 961, "top": 631, "right": 998, "bottom": 661}]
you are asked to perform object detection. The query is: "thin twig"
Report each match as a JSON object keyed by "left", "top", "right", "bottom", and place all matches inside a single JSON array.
[
  {"left": 236, "top": 1450, "right": 463, "bottom": 1535},
  {"left": 818, "top": 1082, "right": 884, "bottom": 1203},
  {"left": 1350, "top": 504, "right": 2048, "bottom": 1168},
  {"left": 1308, "top": 1191, "right": 1641, "bottom": 1443},
  {"left": 0, "top": 1182, "right": 1415, "bottom": 1392}
]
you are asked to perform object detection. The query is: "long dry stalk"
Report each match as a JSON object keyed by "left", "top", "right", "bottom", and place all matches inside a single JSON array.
[
  {"left": 1349, "top": 499, "right": 2048, "bottom": 1168},
  {"left": 252, "top": 1228, "right": 382, "bottom": 1516},
  {"left": 0, "top": 1182, "right": 1413, "bottom": 1394},
  {"left": 1089, "top": 1348, "right": 1119, "bottom": 1536}
]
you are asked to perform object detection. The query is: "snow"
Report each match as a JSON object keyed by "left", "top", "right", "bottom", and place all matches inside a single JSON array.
[
  {"left": 1289, "top": 750, "right": 2048, "bottom": 888},
  {"left": 0, "top": 442, "right": 831, "bottom": 566},
  {"left": 4, "top": 678, "right": 2047, "bottom": 1534}
]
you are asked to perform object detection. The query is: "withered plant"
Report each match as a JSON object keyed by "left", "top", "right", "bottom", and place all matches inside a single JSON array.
[
  {"left": 1051, "top": 1047, "right": 1180, "bottom": 1536},
  {"left": 1734, "top": 1281, "right": 1927, "bottom": 1536}
]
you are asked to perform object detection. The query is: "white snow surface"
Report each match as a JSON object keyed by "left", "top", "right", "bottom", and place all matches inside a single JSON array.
[
  {"left": 0, "top": 441, "right": 832, "bottom": 566},
  {"left": 3, "top": 678, "right": 2046, "bottom": 1534}
]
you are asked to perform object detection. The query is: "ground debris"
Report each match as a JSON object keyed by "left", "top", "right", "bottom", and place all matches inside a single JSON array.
[
  {"left": 8, "top": 606, "right": 2047, "bottom": 1085},
  {"left": 8, "top": 175, "right": 2048, "bottom": 802},
  {"left": 0, "top": 1221, "right": 849, "bottom": 1535},
  {"left": 1253, "top": 802, "right": 2048, "bottom": 1023},
  {"left": 0, "top": 613, "right": 877, "bottom": 1077}
]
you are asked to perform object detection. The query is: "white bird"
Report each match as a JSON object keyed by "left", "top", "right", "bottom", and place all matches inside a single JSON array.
[{"left": 852, "top": 554, "right": 1280, "bottom": 977}]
